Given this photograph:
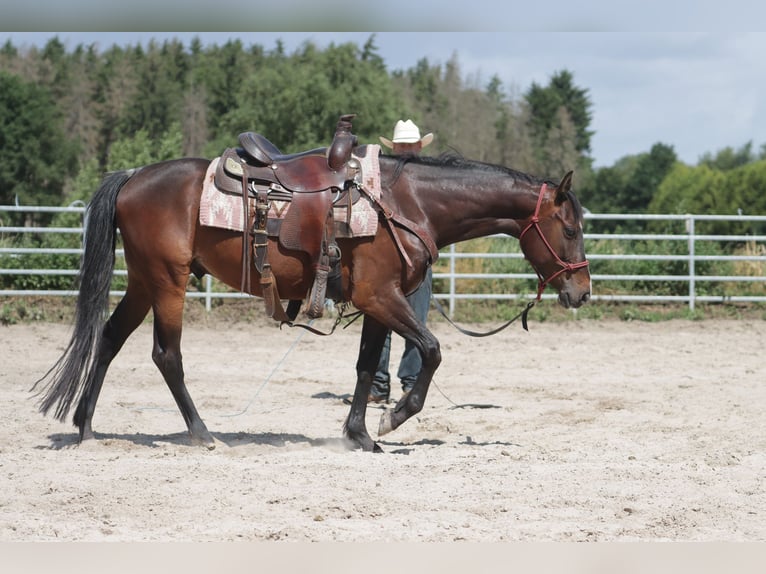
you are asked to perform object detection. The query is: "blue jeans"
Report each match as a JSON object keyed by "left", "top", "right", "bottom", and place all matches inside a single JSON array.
[{"left": 371, "top": 268, "right": 432, "bottom": 399}]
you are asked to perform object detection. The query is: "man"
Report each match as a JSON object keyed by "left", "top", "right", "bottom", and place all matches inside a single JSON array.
[{"left": 370, "top": 119, "right": 434, "bottom": 403}]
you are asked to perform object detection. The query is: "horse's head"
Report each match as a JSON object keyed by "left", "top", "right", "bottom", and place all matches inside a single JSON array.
[{"left": 519, "top": 171, "right": 591, "bottom": 309}]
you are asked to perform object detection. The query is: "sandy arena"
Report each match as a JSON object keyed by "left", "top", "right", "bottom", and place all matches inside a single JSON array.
[{"left": 1, "top": 312, "right": 764, "bottom": 542}]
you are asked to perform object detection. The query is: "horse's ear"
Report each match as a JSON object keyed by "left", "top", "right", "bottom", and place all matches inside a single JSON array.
[{"left": 555, "top": 170, "right": 574, "bottom": 205}]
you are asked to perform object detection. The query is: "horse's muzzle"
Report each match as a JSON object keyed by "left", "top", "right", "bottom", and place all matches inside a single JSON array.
[{"left": 559, "top": 289, "right": 591, "bottom": 309}]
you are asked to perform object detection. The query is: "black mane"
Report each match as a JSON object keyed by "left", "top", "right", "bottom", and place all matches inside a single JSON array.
[{"left": 381, "top": 151, "right": 543, "bottom": 187}]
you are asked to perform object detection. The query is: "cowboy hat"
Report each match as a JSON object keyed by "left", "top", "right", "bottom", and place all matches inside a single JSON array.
[{"left": 379, "top": 119, "right": 434, "bottom": 149}]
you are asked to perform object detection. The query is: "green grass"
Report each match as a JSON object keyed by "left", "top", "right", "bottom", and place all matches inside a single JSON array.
[
  {"left": 431, "top": 298, "right": 766, "bottom": 325},
  {"left": 1, "top": 295, "right": 764, "bottom": 328}
]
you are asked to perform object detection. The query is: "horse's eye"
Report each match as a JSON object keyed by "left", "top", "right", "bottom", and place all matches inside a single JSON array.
[{"left": 564, "top": 226, "right": 577, "bottom": 239}]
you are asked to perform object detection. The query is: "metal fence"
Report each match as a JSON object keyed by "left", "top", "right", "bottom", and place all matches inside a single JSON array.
[
  {"left": 436, "top": 212, "right": 766, "bottom": 314},
  {"left": 2, "top": 205, "right": 766, "bottom": 314}
]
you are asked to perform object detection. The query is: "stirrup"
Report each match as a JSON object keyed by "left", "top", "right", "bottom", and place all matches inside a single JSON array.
[{"left": 305, "top": 266, "right": 329, "bottom": 319}]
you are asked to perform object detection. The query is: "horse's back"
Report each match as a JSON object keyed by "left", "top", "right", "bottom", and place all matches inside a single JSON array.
[{"left": 116, "top": 157, "right": 209, "bottom": 213}]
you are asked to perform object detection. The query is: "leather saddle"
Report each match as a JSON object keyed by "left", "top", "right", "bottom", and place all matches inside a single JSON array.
[
  {"left": 215, "top": 112, "right": 358, "bottom": 195},
  {"left": 216, "top": 140, "right": 352, "bottom": 194},
  {"left": 213, "top": 114, "right": 361, "bottom": 321}
]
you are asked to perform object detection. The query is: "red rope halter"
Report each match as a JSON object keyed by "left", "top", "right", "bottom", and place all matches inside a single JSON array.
[{"left": 519, "top": 183, "right": 590, "bottom": 301}]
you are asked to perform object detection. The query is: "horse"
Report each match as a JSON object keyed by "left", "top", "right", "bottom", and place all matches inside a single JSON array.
[{"left": 33, "top": 150, "right": 591, "bottom": 453}]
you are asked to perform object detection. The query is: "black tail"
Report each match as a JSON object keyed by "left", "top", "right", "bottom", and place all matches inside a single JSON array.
[{"left": 32, "top": 169, "right": 136, "bottom": 421}]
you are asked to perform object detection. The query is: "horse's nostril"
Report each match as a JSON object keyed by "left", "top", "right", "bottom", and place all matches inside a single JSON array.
[{"left": 582, "top": 292, "right": 591, "bottom": 304}]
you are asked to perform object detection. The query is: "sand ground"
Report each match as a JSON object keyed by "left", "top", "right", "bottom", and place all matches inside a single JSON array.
[{"left": 1, "top": 314, "right": 764, "bottom": 541}]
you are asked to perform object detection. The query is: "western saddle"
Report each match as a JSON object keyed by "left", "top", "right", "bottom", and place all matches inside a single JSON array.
[{"left": 213, "top": 114, "right": 360, "bottom": 322}]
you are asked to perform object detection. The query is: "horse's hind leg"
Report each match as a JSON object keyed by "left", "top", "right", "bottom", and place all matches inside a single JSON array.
[
  {"left": 74, "top": 287, "right": 151, "bottom": 442},
  {"left": 151, "top": 286, "right": 215, "bottom": 449}
]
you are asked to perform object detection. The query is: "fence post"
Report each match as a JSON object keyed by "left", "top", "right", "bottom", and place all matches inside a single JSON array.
[
  {"left": 448, "top": 244, "right": 456, "bottom": 317},
  {"left": 686, "top": 214, "right": 695, "bottom": 311},
  {"left": 205, "top": 275, "right": 212, "bottom": 312},
  {"left": 75, "top": 199, "right": 87, "bottom": 257}
]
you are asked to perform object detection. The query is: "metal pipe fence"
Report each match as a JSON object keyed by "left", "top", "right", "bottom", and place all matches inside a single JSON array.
[{"left": 2, "top": 205, "right": 765, "bottom": 314}]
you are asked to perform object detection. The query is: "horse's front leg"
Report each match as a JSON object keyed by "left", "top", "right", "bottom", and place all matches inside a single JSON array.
[
  {"left": 343, "top": 315, "right": 388, "bottom": 452},
  {"left": 378, "top": 325, "right": 441, "bottom": 436}
]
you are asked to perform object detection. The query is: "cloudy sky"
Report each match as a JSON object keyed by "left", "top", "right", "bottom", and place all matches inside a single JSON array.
[{"left": 4, "top": 24, "right": 765, "bottom": 168}]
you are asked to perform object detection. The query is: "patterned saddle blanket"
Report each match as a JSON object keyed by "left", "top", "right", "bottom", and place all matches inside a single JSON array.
[{"left": 199, "top": 145, "right": 382, "bottom": 238}]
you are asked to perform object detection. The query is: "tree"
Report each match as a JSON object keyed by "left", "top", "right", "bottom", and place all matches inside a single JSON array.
[
  {"left": 401, "top": 57, "right": 448, "bottom": 117},
  {"left": 651, "top": 159, "right": 766, "bottom": 221},
  {"left": 524, "top": 69, "right": 594, "bottom": 175},
  {"left": 107, "top": 122, "right": 184, "bottom": 171},
  {"left": 212, "top": 40, "right": 402, "bottom": 155},
  {"left": 92, "top": 45, "right": 140, "bottom": 169},
  {"left": 119, "top": 40, "right": 187, "bottom": 142},
  {"left": 413, "top": 54, "right": 494, "bottom": 161},
  {"left": 538, "top": 106, "right": 579, "bottom": 177},
  {"left": 360, "top": 34, "right": 385, "bottom": 70},
  {"left": 0, "top": 72, "right": 78, "bottom": 207},
  {"left": 182, "top": 86, "right": 209, "bottom": 157},
  {"left": 616, "top": 143, "right": 678, "bottom": 212},
  {"left": 60, "top": 44, "right": 101, "bottom": 163},
  {"left": 699, "top": 142, "right": 756, "bottom": 171},
  {"left": 649, "top": 163, "right": 726, "bottom": 215},
  {"left": 195, "top": 39, "right": 252, "bottom": 127},
  {"left": 580, "top": 143, "right": 678, "bottom": 215},
  {"left": 393, "top": 54, "right": 509, "bottom": 161}
]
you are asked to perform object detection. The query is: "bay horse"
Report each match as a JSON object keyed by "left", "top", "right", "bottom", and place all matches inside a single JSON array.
[{"left": 33, "top": 152, "right": 590, "bottom": 452}]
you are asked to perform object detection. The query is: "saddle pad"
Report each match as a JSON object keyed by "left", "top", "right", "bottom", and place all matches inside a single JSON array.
[
  {"left": 199, "top": 157, "right": 252, "bottom": 232},
  {"left": 199, "top": 146, "right": 381, "bottom": 237},
  {"left": 333, "top": 144, "right": 381, "bottom": 236}
]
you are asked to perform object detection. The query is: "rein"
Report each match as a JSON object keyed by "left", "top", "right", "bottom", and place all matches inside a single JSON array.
[
  {"left": 519, "top": 183, "right": 590, "bottom": 301},
  {"left": 431, "top": 296, "right": 536, "bottom": 336}
]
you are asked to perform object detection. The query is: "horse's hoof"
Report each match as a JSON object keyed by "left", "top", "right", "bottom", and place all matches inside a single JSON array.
[
  {"left": 378, "top": 409, "right": 394, "bottom": 436},
  {"left": 343, "top": 434, "right": 378, "bottom": 452},
  {"left": 79, "top": 431, "right": 95, "bottom": 443},
  {"left": 190, "top": 433, "right": 216, "bottom": 450}
]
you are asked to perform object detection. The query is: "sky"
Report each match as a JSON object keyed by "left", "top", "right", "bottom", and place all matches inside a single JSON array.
[{"left": 4, "top": 25, "right": 766, "bottom": 168}]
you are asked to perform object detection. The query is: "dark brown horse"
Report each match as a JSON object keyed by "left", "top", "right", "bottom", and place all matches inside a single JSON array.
[{"left": 33, "top": 152, "right": 590, "bottom": 452}]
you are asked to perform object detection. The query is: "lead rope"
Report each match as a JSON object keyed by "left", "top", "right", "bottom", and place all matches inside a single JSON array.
[
  {"left": 431, "top": 295, "right": 536, "bottom": 336},
  {"left": 426, "top": 296, "right": 535, "bottom": 410},
  {"left": 218, "top": 304, "right": 364, "bottom": 417},
  {"left": 218, "top": 324, "right": 310, "bottom": 418}
]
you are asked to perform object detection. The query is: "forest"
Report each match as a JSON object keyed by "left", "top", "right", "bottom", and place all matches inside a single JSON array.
[{"left": 3, "top": 33, "right": 766, "bottom": 218}]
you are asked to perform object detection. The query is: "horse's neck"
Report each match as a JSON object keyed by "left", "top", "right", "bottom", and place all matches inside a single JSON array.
[
  {"left": 380, "top": 157, "right": 545, "bottom": 247},
  {"left": 429, "top": 173, "right": 542, "bottom": 245}
]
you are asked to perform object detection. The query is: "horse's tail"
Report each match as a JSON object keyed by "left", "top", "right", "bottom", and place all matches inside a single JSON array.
[{"left": 32, "top": 169, "right": 137, "bottom": 422}]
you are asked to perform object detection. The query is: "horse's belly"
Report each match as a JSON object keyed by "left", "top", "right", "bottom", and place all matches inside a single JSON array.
[{"left": 194, "top": 229, "right": 313, "bottom": 298}]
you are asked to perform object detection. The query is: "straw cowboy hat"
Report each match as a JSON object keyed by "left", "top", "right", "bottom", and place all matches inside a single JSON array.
[{"left": 379, "top": 119, "right": 434, "bottom": 149}]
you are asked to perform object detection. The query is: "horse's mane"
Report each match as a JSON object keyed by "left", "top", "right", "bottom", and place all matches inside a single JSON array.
[
  {"left": 393, "top": 152, "right": 542, "bottom": 186},
  {"left": 379, "top": 152, "right": 583, "bottom": 223}
]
